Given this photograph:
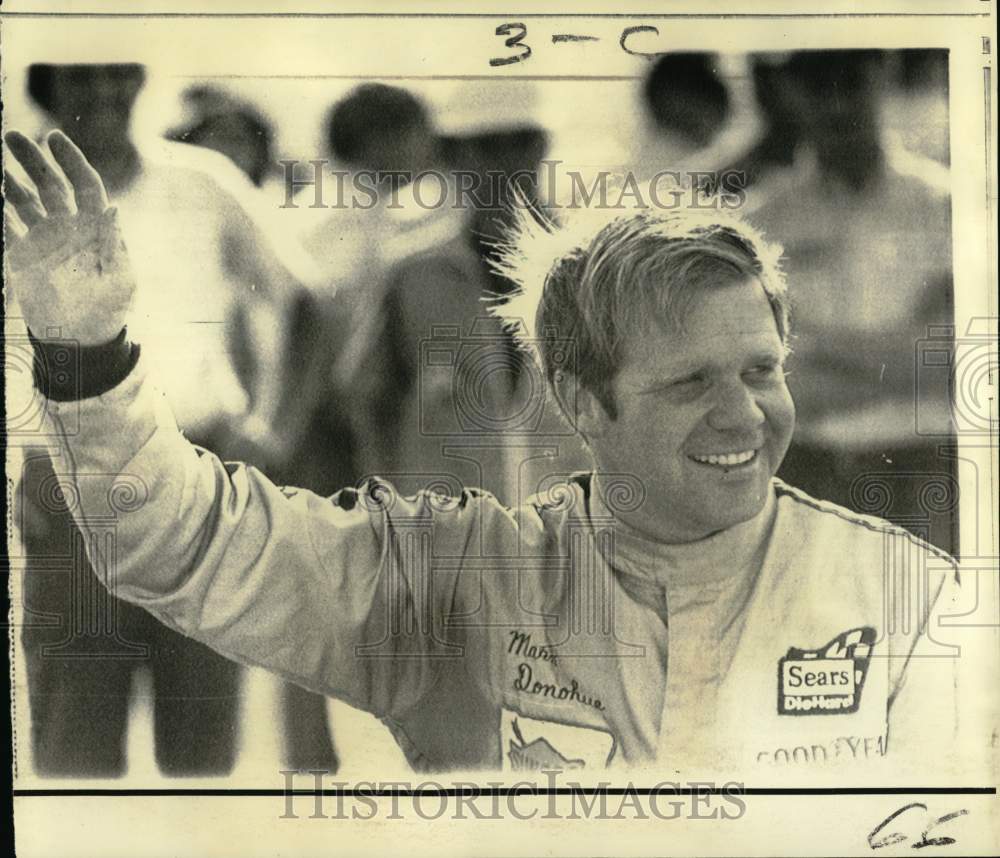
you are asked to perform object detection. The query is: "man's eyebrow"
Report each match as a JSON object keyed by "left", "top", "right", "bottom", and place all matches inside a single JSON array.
[{"left": 745, "top": 347, "right": 785, "bottom": 364}]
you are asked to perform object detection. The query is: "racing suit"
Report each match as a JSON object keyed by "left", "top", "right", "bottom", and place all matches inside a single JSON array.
[{"left": 35, "top": 344, "right": 966, "bottom": 777}]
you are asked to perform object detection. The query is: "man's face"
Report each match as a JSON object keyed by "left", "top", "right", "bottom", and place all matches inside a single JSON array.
[{"left": 588, "top": 277, "right": 795, "bottom": 543}]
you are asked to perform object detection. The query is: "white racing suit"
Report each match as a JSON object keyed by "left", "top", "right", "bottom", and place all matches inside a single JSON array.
[{"left": 42, "top": 357, "right": 967, "bottom": 777}]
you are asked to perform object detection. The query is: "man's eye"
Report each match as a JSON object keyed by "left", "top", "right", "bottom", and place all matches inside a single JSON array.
[
  {"left": 671, "top": 375, "right": 704, "bottom": 389},
  {"left": 664, "top": 376, "right": 708, "bottom": 399},
  {"left": 745, "top": 363, "right": 782, "bottom": 380}
]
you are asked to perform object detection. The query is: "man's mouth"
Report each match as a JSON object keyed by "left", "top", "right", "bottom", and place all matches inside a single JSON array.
[{"left": 689, "top": 449, "right": 759, "bottom": 468}]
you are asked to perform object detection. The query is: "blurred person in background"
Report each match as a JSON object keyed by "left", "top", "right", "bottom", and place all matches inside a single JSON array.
[
  {"left": 746, "top": 49, "right": 956, "bottom": 554},
  {"left": 302, "top": 82, "right": 515, "bottom": 504},
  {"left": 14, "top": 62, "right": 315, "bottom": 776},
  {"left": 437, "top": 80, "right": 548, "bottom": 284},
  {"left": 292, "top": 82, "right": 483, "bottom": 770},
  {"left": 714, "top": 53, "right": 806, "bottom": 194},
  {"left": 558, "top": 53, "right": 757, "bottom": 205},
  {"left": 430, "top": 80, "right": 559, "bottom": 505},
  {"left": 298, "top": 82, "right": 443, "bottom": 487},
  {"left": 634, "top": 52, "right": 758, "bottom": 183},
  {"left": 167, "top": 84, "right": 277, "bottom": 188},
  {"left": 166, "top": 82, "right": 339, "bottom": 772},
  {"left": 642, "top": 53, "right": 730, "bottom": 162},
  {"left": 166, "top": 84, "right": 279, "bottom": 442},
  {"left": 882, "top": 49, "right": 950, "bottom": 166},
  {"left": 25, "top": 63, "right": 314, "bottom": 458}
]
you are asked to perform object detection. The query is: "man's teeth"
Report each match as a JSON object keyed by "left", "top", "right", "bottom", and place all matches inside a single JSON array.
[{"left": 692, "top": 450, "right": 757, "bottom": 466}]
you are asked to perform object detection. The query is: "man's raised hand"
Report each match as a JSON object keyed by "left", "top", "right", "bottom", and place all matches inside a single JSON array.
[{"left": 4, "top": 130, "right": 135, "bottom": 346}]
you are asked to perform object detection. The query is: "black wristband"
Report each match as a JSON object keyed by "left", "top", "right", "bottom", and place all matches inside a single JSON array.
[{"left": 28, "top": 328, "right": 141, "bottom": 402}]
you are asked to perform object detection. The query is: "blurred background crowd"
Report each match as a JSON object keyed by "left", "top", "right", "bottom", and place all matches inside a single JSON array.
[{"left": 5, "top": 48, "right": 956, "bottom": 779}]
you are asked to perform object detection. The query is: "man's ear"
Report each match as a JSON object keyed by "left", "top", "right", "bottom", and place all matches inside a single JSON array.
[
  {"left": 574, "top": 382, "right": 612, "bottom": 440},
  {"left": 552, "top": 372, "right": 611, "bottom": 440}
]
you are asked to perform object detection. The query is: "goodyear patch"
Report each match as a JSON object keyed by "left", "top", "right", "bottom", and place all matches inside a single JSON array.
[
  {"left": 500, "top": 709, "right": 615, "bottom": 771},
  {"left": 778, "top": 627, "right": 876, "bottom": 715}
]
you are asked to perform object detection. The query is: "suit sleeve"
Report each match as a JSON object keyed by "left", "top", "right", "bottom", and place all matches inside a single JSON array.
[{"left": 42, "top": 356, "right": 469, "bottom": 719}]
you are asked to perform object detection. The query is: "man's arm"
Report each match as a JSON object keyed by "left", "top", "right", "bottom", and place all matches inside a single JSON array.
[
  {"left": 3, "top": 130, "right": 459, "bottom": 718},
  {"left": 48, "top": 358, "right": 450, "bottom": 715}
]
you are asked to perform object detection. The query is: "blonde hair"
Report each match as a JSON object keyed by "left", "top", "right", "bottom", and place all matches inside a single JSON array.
[{"left": 490, "top": 205, "right": 788, "bottom": 420}]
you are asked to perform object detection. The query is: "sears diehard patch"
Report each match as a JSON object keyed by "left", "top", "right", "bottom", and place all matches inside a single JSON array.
[
  {"left": 778, "top": 627, "right": 876, "bottom": 715},
  {"left": 500, "top": 709, "right": 616, "bottom": 771}
]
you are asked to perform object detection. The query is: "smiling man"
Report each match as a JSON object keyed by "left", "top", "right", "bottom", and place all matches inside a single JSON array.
[
  {"left": 4, "top": 131, "right": 964, "bottom": 775},
  {"left": 561, "top": 249, "right": 794, "bottom": 544}
]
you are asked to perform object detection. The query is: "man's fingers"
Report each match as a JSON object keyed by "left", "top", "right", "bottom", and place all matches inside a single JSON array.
[
  {"left": 47, "top": 130, "right": 109, "bottom": 215},
  {"left": 2, "top": 169, "right": 47, "bottom": 227},
  {"left": 4, "top": 131, "right": 74, "bottom": 217}
]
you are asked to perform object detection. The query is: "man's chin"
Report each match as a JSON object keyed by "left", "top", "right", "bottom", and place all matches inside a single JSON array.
[{"left": 695, "top": 483, "right": 771, "bottom": 534}]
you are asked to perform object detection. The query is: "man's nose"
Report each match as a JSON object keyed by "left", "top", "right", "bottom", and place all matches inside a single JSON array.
[{"left": 705, "top": 379, "right": 766, "bottom": 434}]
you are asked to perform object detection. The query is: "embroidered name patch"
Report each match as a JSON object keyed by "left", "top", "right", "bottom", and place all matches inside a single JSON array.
[
  {"left": 500, "top": 709, "right": 615, "bottom": 771},
  {"left": 778, "top": 627, "right": 876, "bottom": 715}
]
